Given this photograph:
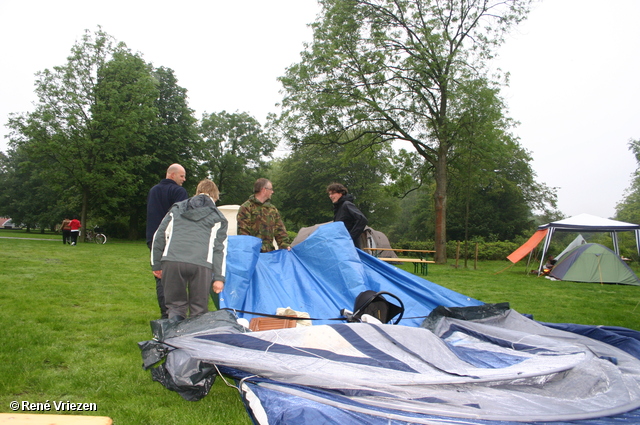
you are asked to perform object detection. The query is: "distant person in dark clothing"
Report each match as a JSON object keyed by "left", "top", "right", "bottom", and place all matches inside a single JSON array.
[
  {"left": 60, "top": 218, "right": 71, "bottom": 245},
  {"left": 327, "top": 183, "right": 368, "bottom": 248},
  {"left": 146, "top": 163, "right": 188, "bottom": 319}
]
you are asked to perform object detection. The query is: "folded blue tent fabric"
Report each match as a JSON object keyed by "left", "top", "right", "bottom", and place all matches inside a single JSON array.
[
  {"left": 140, "top": 221, "right": 640, "bottom": 424},
  {"left": 220, "top": 222, "right": 482, "bottom": 326},
  {"left": 142, "top": 309, "right": 640, "bottom": 424}
]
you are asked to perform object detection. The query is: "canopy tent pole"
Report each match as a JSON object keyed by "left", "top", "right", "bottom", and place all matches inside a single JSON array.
[
  {"left": 538, "top": 228, "right": 555, "bottom": 275},
  {"left": 612, "top": 230, "right": 640, "bottom": 258},
  {"left": 525, "top": 250, "right": 533, "bottom": 274}
]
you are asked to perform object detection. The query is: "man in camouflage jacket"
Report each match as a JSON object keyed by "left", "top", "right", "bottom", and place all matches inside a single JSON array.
[{"left": 237, "top": 178, "right": 291, "bottom": 252}]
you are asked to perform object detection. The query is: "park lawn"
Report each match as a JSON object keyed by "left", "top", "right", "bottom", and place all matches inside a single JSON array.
[
  {"left": 0, "top": 235, "right": 251, "bottom": 425},
  {"left": 0, "top": 231, "right": 638, "bottom": 424},
  {"left": 397, "top": 260, "right": 640, "bottom": 329}
]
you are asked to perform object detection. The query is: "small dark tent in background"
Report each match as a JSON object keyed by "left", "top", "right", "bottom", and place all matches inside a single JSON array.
[
  {"left": 292, "top": 224, "right": 398, "bottom": 258},
  {"left": 550, "top": 243, "right": 640, "bottom": 286},
  {"left": 291, "top": 222, "right": 331, "bottom": 246},
  {"left": 361, "top": 226, "right": 398, "bottom": 258}
]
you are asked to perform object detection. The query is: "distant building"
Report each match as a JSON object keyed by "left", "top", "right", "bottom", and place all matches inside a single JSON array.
[{"left": 1, "top": 218, "right": 18, "bottom": 229}]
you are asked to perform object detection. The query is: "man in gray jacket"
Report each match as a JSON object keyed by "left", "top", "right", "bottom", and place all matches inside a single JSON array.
[{"left": 151, "top": 179, "right": 228, "bottom": 321}]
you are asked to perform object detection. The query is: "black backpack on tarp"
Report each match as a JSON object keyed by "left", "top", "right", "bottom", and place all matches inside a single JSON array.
[{"left": 344, "top": 290, "right": 404, "bottom": 324}]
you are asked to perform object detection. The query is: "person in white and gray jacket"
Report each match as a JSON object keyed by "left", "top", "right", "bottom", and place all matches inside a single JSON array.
[{"left": 151, "top": 179, "right": 228, "bottom": 321}]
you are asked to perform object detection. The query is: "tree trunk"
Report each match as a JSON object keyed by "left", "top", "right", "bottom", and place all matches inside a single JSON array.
[
  {"left": 128, "top": 210, "right": 140, "bottom": 240},
  {"left": 81, "top": 188, "right": 89, "bottom": 242},
  {"left": 433, "top": 151, "right": 448, "bottom": 264}
]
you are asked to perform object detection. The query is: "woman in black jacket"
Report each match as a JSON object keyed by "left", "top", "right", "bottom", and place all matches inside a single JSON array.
[{"left": 327, "top": 183, "right": 368, "bottom": 248}]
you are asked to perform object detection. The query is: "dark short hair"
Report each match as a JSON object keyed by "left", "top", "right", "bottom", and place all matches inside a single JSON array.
[
  {"left": 326, "top": 183, "right": 348, "bottom": 195},
  {"left": 254, "top": 178, "right": 270, "bottom": 193}
]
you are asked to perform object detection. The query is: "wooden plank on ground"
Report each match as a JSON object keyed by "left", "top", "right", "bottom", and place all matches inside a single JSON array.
[{"left": 0, "top": 414, "right": 112, "bottom": 425}]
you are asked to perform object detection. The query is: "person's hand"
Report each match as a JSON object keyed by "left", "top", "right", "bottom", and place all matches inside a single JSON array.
[
  {"left": 212, "top": 280, "right": 224, "bottom": 294},
  {"left": 153, "top": 270, "right": 162, "bottom": 279}
]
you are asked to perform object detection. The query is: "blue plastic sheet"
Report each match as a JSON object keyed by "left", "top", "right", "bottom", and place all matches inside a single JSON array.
[{"left": 220, "top": 222, "right": 482, "bottom": 326}]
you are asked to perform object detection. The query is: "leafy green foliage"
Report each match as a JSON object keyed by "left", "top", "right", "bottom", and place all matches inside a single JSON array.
[
  {"left": 271, "top": 137, "right": 399, "bottom": 231},
  {"left": 0, "top": 147, "right": 73, "bottom": 230},
  {"left": 118, "top": 66, "right": 199, "bottom": 239},
  {"left": 614, "top": 139, "right": 640, "bottom": 258},
  {"left": 276, "top": 0, "right": 534, "bottom": 262},
  {"left": 6, "top": 29, "right": 159, "bottom": 238},
  {"left": 195, "top": 111, "right": 276, "bottom": 206},
  {"left": 3, "top": 29, "right": 199, "bottom": 239},
  {"left": 617, "top": 139, "right": 640, "bottom": 225},
  {"left": 90, "top": 50, "right": 160, "bottom": 233},
  {"left": 392, "top": 239, "right": 520, "bottom": 261}
]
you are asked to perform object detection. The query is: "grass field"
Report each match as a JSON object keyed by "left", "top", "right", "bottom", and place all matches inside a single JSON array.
[{"left": 1, "top": 229, "right": 639, "bottom": 424}]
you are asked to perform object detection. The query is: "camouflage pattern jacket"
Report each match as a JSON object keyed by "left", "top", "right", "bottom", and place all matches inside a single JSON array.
[{"left": 237, "top": 195, "right": 290, "bottom": 252}]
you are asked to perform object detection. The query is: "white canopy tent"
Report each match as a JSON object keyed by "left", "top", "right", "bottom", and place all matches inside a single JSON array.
[{"left": 537, "top": 214, "right": 640, "bottom": 273}]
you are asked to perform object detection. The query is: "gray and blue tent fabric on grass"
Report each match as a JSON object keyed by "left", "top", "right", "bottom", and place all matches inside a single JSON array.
[{"left": 140, "top": 223, "right": 640, "bottom": 424}]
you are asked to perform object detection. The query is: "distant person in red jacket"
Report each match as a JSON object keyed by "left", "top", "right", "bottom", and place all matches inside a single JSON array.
[{"left": 69, "top": 217, "right": 81, "bottom": 246}]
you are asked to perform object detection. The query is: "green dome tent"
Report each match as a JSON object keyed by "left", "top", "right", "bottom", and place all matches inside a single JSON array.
[{"left": 550, "top": 243, "right": 640, "bottom": 285}]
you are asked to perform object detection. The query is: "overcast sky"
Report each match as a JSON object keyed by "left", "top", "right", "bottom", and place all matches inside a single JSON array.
[{"left": 1, "top": 0, "right": 638, "bottom": 220}]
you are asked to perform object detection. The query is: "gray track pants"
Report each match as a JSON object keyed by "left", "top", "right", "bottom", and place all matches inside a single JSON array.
[{"left": 161, "top": 261, "right": 212, "bottom": 320}]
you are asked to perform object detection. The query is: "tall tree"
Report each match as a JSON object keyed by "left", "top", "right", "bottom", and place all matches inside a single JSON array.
[
  {"left": 6, "top": 28, "right": 159, "bottom": 238},
  {"left": 120, "top": 66, "right": 198, "bottom": 239},
  {"left": 277, "top": 0, "right": 532, "bottom": 263},
  {"left": 616, "top": 139, "right": 640, "bottom": 224},
  {"left": 445, "top": 78, "right": 556, "bottom": 241},
  {"left": 90, "top": 49, "right": 160, "bottom": 237},
  {"left": 195, "top": 111, "right": 276, "bottom": 205}
]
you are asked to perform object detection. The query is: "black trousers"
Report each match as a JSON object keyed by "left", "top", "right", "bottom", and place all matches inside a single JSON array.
[{"left": 148, "top": 241, "right": 168, "bottom": 319}]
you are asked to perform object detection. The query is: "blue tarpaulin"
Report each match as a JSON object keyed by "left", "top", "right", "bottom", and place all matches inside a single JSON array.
[{"left": 221, "top": 222, "right": 482, "bottom": 326}]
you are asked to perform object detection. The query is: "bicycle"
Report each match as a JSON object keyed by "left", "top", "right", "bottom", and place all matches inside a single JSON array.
[{"left": 85, "top": 226, "right": 107, "bottom": 244}]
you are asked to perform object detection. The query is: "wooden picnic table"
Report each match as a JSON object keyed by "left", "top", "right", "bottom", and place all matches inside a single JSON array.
[{"left": 362, "top": 248, "right": 435, "bottom": 275}]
